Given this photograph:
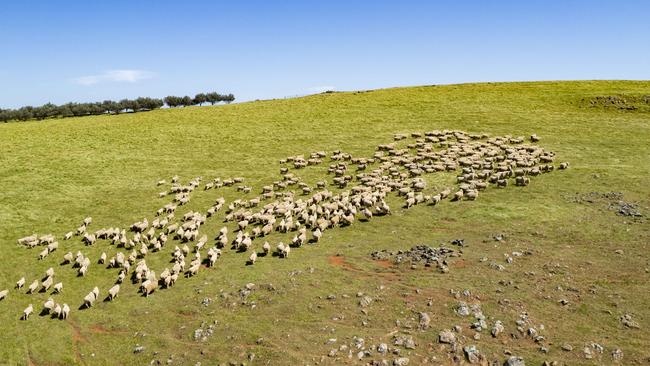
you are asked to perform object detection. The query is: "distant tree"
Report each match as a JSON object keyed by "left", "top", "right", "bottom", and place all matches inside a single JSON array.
[
  {"left": 223, "top": 93, "right": 235, "bottom": 104},
  {"left": 206, "top": 92, "right": 221, "bottom": 105},
  {"left": 193, "top": 93, "right": 207, "bottom": 106},
  {"left": 181, "top": 96, "right": 192, "bottom": 107},
  {"left": 164, "top": 96, "right": 180, "bottom": 108}
]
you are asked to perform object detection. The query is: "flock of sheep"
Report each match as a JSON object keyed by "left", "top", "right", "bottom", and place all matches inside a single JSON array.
[{"left": 3, "top": 130, "right": 567, "bottom": 321}]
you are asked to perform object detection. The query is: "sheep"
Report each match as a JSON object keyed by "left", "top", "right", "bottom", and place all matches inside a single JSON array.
[
  {"left": 45, "top": 267, "right": 54, "bottom": 278},
  {"left": 47, "top": 241, "right": 59, "bottom": 253},
  {"left": 185, "top": 263, "right": 200, "bottom": 277},
  {"left": 52, "top": 303, "right": 62, "bottom": 318},
  {"left": 83, "top": 292, "right": 96, "bottom": 308},
  {"left": 312, "top": 228, "right": 323, "bottom": 243},
  {"left": 27, "top": 280, "right": 38, "bottom": 294},
  {"left": 53, "top": 282, "right": 63, "bottom": 294},
  {"left": 248, "top": 251, "right": 257, "bottom": 265},
  {"left": 43, "top": 298, "right": 55, "bottom": 313},
  {"left": 78, "top": 265, "right": 88, "bottom": 277},
  {"left": 41, "top": 276, "right": 53, "bottom": 292},
  {"left": 83, "top": 217, "right": 93, "bottom": 226},
  {"left": 452, "top": 190, "right": 464, "bottom": 201},
  {"left": 16, "top": 277, "right": 25, "bottom": 289},
  {"left": 18, "top": 234, "right": 38, "bottom": 246},
  {"left": 530, "top": 134, "right": 540, "bottom": 142},
  {"left": 142, "top": 280, "right": 157, "bottom": 297},
  {"left": 116, "top": 270, "right": 126, "bottom": 284},
  {"left": 0, "top": 289, "right": 8, "bottom": 301},
  {"left": 158, "top": 179, "right": 167, "bottom": 186},
  {"left": 263, "top": 241, "right": 271, "bottom": 255},
  {"left": 99, "top": 252, "right": 107, "bottom": 264},
  {"left": 38, "top": 248, "right": 49, "bottom": 260},
  {"left": 107, "top": 285, "right": 120, "bottom": 301},
  {"left": 21, "top": 304, "right": 33, "bottom": 320},
  {"left": 559, "top": 162, "right": 569, "bottom": 170},
  {"left": 61, "top": 304, "right": 70, "bottom": 319}
]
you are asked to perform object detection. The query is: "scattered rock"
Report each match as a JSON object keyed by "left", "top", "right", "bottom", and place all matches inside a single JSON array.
[
  {"left": 463, "top": 345, "right": 481, "bottom": 364},
  {"left": 134, "top": 345, "right": 144, "bottom": 354},
  {"left": 359, "top": 296, "right": 373, "bottom": 307},
  {"left": 620, "top": 314, "right": 640, "bottom": 328},
  {"left": 505, "top": 356, "right": 525, "bottom": 366},
  {"left": 377, "top": 343, "right": 388, "bottom": 354},
  {"left": 418, "top": 312, "right": 431, "bottom": 330},
  {"left": 561, "top": 343, "right": 573, "bottom": 352},
  {"left": 438, "top": 329, "right": 456, "bottom": 344},
  {"left": 393, "top": 357, "right": 409, "bottom": 366},
  {"left": 612, "top": 348, "right": 624, "bottom": 362},
  {"left": 491, "top": 320, "right": 504, "bottom": 337},
  {"left": 456, "top": 302, "right": 470, "bottom": 316}
]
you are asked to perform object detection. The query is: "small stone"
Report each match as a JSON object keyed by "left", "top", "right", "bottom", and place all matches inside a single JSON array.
[
  {"left": 456, "top": 302, "right": 470, "bottom": 316},
  {"left": 419, "top": 312, "right": 431, "bottom": 330},
  {"left": 463, "top": 345, "right": 481, "bottom": 364},
  {"left": 620, "top": 314, "right": 640, "bottom": 328},
  {"left": 561, "top": 343, "right": 573, "bottom": 352},
  {"left": 377, "top": 343, "right": 388, "bottom": 354},
  {"left": 612, "top": 348, "right": 624, "bottom": 362},
  {"left": 134, "top": 345, "right": 145, "bottom": 354},
  {"left": 583, "top": 346, "right": 593, "bottom": 359},
  {"left": 491, "top": 320, "right": 504, "bottom": 337},
  {"left": 328, "top": 349, "right": 337, "bottom": 357},
  {"left": 504, "top": 356, "right": 525, "bottom": 366},
  {"left": 438, "top": 329, "right": 456, "bottom": 344},
  {"left": 359, "top": 296, "right": 373, "bottom": 307},
  {"left": 393, "top": 357, "right": 409, "bottom": 366}
]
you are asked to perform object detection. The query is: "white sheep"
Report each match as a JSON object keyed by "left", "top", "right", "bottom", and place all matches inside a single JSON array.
[
  {"left": 108, "top": 285, "right": 120, "bottom": 301},
  {"left": 45, "top": 267, "right": 54, "bottom": 278},
  {"left": 263, "top": 241, "right": 271, "bottom": 255},
  {"left": 52, "top": 303, "right": 62, "bottom": 318},
  {"left": 43, "top": 298, "right": 55, "bottom": 313},
  {"left": 248, "top": 251, "right": 257, "bottom": 265},
  {"left": 64, "top": 231, "right": 73, "bottom": 240},
  {"left": 0, "top": 289, "right": 8, "bottom": 301},
  {"left": 16, "top": 277, "right": 25, "bottom": 289},
  {"left": 27, "top": 280, "right": 38, "bottom": 294},
  {"left": 53, "top": 282, "right": 63, "bottom": 294},
  {"left": 38, "top": 248, "right": 49, "bottom": 260},
  {"left": 61, "top": 304, "right": 70, "bottom": 319},
  {"left": 41, "top": 276, "right": 53, "bottom": 292},
  {"left": 22, "top": 304, "right": 33, "bottom": 320},
  {"left": 99, "top": 252, "right": 107, "bottom": 264}
]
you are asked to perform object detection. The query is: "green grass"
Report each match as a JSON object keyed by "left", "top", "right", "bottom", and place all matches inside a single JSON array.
[{"left": 0, "top": 80, "right": 649, "bottom": 365}]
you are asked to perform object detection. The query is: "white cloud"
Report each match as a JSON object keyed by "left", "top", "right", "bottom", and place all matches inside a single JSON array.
[
  {"left": 73, "top": 69, "right": 155, "bottom": 85},
  {"left": 305, "top": 85, "right": 336, "bottom": 94}
]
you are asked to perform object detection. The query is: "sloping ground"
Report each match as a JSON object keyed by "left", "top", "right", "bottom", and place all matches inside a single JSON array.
[{"left": 0, "top": 80, "right": 649, "bottom": 365}]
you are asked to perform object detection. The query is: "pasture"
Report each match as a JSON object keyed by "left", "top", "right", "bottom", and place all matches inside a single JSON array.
[{"left": 0, "top": 80, "right": 649, "bottom": 365}]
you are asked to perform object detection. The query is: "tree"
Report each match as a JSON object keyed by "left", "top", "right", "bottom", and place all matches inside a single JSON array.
[
  {"left": 181, "top": 96, "right": 192, "bottom": 107},
  {"left": 193, "top": 93, "right": 208, "bottom": 106},
  {"left": 223, "top": 93, "right": 235, "bottom": 104},
  {"left": 164, "top": 96, "right": 180, "bottom": 108},
  {"left": 206, "top": 92, "right": 221, "bottom": 105}
]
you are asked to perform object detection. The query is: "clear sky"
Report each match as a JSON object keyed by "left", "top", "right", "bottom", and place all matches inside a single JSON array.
[{"left": 1, "top": 0, "right": 648, "bottom": 108}]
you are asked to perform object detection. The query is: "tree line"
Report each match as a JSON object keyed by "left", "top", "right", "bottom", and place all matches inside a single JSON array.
[{"left": 0, "top": 92, "right": 235, "bottom": 123}]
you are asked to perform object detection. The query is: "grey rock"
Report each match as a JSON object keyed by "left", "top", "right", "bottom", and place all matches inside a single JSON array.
[
  {"left": 612, "top": 348, "right": 623, "bottom": 362},
  {"left": 393, "top": 357, "right": 409, "bottom": 366},
  {"left": 456, "top": 302, "right": 470, "bottom": 316},
  {"left": 561, "top": 343, "right": 573, "bottom": 351},
  {"left": 491, "top": 320, "right": 504, "bottom": 337},
  {"left": 377, "top": 343, "right": 388, "bottom": 354},
  {"left": 438, "top": 329, "right": 456, "bottom": 344},
  {"left": 463, "top": 345, "right": 481, "bottom": 364},
  {"left": 505, "top": 356, "right": 525, "bottom": 366},
  {"left": 419, "top": 312, "right": 431, "bottom": 330},
  {"left": 134, "top": 345, "right": 145, "bottom": 354},
  {"left": 359, "top": 296, "right": 373, "bottom": 307}
]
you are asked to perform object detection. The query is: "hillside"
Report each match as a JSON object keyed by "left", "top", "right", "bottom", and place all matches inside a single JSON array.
[{"left": 0, "top": 80, "right": 649, "bottom": 365}]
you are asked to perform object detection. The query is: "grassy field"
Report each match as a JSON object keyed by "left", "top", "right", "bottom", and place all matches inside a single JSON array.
[{"left": 0, "top": 80, "right": 649, "bottom": 366}]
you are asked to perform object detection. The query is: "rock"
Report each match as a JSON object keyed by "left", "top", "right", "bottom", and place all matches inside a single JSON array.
[
  {"left": 583, "top": 346, "right": 593, "bottom": 359},
  {"left": 505, "top": 356, "right": 525, "bottom": 366},
  {"left": 359, "top": 296, "right": 373, "bottom": 307},
  {"left": 419, "top": 312, "right": 431, "bottom": 330},
  {"left": 438, "top": 329, "right": 456, "bottom": 344},
  {"left": 404, "top": 338, "right": 416, "bottom": 350},
  {"left": 378, "top": 343, "right": 388, "bottom": 354},
  {"left": 456, "top": 302, "right": 470, "bottom": 316},
  {"left": 463, "top": 345, "right": 481, "bottom": 364},
  {"left": 561, "top": 343, "right": 573, "bottom": 352},
  {"left": 357, "top": 351, "right": 365, "bottom": 359},
  {"left": 612, "top": 348, "right": 623, "bottom": 362},
  {"left": 491, "top": 320, "right": 504, "bottom": 337},
  {"left": 393, "top": 357, "right": 409, "bottom": 366},
  {"left": 134, "top": 345, "right": 145, "bottom": 354},
  {"left": 328, "top": 349, "right": 337, "bottom": 357},
  {"left": 620, "top": 314, "right": 640, "bottom": 328}
]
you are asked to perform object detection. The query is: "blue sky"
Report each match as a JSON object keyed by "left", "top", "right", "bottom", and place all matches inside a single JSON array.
[{"left": 1, "top": 0, "right": 648, "bottom": 108}]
